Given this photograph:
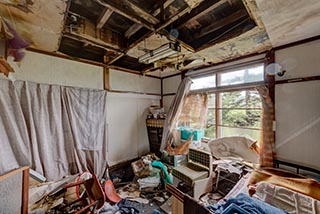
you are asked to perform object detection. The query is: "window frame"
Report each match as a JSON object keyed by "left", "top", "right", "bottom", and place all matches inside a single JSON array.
[{"left": 188, "top": 61, "right": 266, "bottom": 140}]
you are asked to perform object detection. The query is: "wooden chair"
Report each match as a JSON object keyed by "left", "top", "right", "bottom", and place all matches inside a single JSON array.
[{"left": 63, "top": 174, "right": 105, "bottom": 214}]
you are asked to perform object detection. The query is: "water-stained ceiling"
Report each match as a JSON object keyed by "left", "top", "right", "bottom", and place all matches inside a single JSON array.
[{"left": 0, "top": 0, "right": 319, "bottom": 77}]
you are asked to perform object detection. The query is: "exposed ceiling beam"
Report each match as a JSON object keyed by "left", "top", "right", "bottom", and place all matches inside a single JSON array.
[
  {"left": 97, "top": 8, "right": 113, "bottom": 29},
  {"left": 125, "top": 0, "right": 160, "bottom": 25},
  {"left": 153, "top": 0, "right": 176, "bottom": 18},
  {"left": 156, "top": 5, "right": 191, "bottom": 31},
  {"left": 126, "top": 4, "right": 194, "bottom": 51},
  {"left": 63, "top": 32, "right": 124, "bottom": 54},
  {"left": 177, "top": 0, "right": 228, "bottom": 29},
  {"left": 125, "top": 0, "right": 175, "bottom": 39},
  {"left": 192, "top": 9, "right": 248, "bottom": 41},
  {"left": 125, "top": 23, "right": 142, "bottom": 38},
  {"left": 94, "top": 0, "right": 155, "bottom": 31}
]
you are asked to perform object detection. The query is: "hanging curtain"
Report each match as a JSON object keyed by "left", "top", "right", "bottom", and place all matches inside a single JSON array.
[
  {"left": 160, "top": 77, "right": 192, "bottom": 151},
  {"left": 256, "top": 85, "right": 276, "bottom": 167},
  {"left": 0, "top": 79, "right": 108, "bottom": 181},
  {"left": 179, "top": 93, "right": 208, "bottom": 129}
]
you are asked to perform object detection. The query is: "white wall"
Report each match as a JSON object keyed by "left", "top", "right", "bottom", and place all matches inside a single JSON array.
[
  {"left": 276, "top": 40, "right": 320, "bottom": 81},
  {"left": 275, "top": 39, "right": 320, "bottom": 169},
  {"left": 0, "top": 51, "right": 162, "bottom": 166},
  {"left": 0, "top": 51, "right": 104, "bottom": 89},
  {"left": 107, "top": 69, "right": 161, "bottom": 165},
  {"left": 162, "top": 75, "right": 181, "bottom": 111}
]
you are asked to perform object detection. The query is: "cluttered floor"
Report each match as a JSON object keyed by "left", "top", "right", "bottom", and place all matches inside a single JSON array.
[
  {"left": 27, "top": 146, "right": 255, "bottom": 214},
  {"left": 28, "top": 153, "right": 175, "bottom": 214}
]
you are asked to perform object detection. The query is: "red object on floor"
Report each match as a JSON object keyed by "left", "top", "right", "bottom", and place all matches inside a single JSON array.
[{"left": 104, "top": 180, "right": 122, "bottom": 203}]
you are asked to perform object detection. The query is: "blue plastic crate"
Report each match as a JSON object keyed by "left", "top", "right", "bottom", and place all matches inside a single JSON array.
[{"left": 180, "top": 127, "right": 204, "bottom": 141}]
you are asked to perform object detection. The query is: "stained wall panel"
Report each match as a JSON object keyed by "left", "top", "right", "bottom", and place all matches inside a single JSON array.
[
  {"left": 275, "top": 40, "right": 320, "bottom": 80},
  {"left": 0, "top": 51, "right": 103, "bottom": 89},
  {"left": 106, "top": 93, "right": 160, "bottom": 165},
  {"left": 163, "top": 75, "right": 181, "bottom": 95},
  {"left": 110, "top": 69, "right": 161, "bottom": 94},
  {"left": 275, "top": 81, "right": 320, "bottom": 169}
]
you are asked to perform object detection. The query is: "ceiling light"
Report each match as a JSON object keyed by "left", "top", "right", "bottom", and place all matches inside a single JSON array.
[{"left": 138, "top": 42, "right": 181, "bottom": 64}]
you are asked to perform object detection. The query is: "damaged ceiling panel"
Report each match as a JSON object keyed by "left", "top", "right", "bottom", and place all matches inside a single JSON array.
[
  {"left": 0, "top": 0, "right": 319, "bottom": 77},
  {"left": 255, "top": 0, "right": 320, "bottom": 47},
  {"left": 0, "top": 0, "right": 66, "bottom": 51}
]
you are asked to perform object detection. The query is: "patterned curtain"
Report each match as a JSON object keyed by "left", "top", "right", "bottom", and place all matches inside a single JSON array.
[
  {"left": 179, "top": 93, "right": 208, "bottom": 129},
  {"left": 256, "top": 85, "right": 276, "bottom": 167},
  {"left": 160, "top": 77, "right": 192, "bottom": 151}
]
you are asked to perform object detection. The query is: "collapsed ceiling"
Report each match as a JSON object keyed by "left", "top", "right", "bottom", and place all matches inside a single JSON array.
[{"left": 0, "top": 0, "right": 319, "bottom": 77}]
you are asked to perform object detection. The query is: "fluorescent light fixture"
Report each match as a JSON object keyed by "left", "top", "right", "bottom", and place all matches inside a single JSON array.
[{"left": 138, "top": 42, "right": 181, "bottom": 64}]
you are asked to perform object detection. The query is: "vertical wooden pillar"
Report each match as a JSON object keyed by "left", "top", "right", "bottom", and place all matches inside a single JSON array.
[
  {"left": 103, "top": 67, "right": 110, "bottom": 90},
  {"left": 160, "top": 78, "right": 163, "bottom": 107},
  {"left": 264, "top": 50, "right": 275, "bottom": 104},
  {"left": 22, "top": 168, "right": 29, "bottom": 214}
]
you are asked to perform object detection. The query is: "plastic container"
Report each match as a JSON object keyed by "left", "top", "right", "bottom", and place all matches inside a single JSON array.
[{"left": 180, "top": 127, "right": 204, "bottom": 141}]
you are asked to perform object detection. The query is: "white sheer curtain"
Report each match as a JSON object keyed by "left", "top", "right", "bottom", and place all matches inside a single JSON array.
[
  {"left": 160, "top": 77, "right": 192, "bottom": 151},
  {"left": 0, "top": 79, "right": 108, "bottom": 181}
]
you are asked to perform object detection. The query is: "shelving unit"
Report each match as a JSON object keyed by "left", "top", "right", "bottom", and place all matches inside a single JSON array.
[{"left": 146, "top": 118, "right": 165, "bottom": 157}]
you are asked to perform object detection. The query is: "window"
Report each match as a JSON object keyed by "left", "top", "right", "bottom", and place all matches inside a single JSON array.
[
  {"left": 219, "top": 66, "right": 264, "bottom": 86},
  {"left": 190, "top": 74, "right": 216, "bottom": 90},
  {"left": 218, "top": 90, "right": 261, "bottom": 140},
  {"left": 189, "top": 64, "right": 264, "bottom": 141}
]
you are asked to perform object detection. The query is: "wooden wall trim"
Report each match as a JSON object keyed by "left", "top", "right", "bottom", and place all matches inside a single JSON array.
[
  {"left": 26, "top": 48, "right": 161, "bottom": 79},
  {"left": 163, "top": 93, "right": 176, "bottom": 97},
  {"left": 160, "top": 78, "right": 163, "bottom": 107},
  {"left": 161, "top": 72, "right": 182, "bottom": 80},
  {"left": 274, "top": 35, "right": 320, "bottom": 51},
  {"left": 108, "top": 89, "right": 161, "bottom": 96},
  {"left": 275, "top": 75, "right": 320, "bottom": 85}
]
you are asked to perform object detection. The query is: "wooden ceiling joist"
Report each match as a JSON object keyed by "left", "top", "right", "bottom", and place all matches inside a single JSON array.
[
  {"left": 177, "top": 0, "right": 228, "bottom": 29},
  {"left": 192, "top": 9, "right": 248, "bottom": 41},
  {"left": 156, "top": 5, "right": 191, "bottom": 31},
  {"left": 63, "top": 32, "right": 124, "bottom": 54},
  {"left": 124, "top": 0, "right": 160, "bottom": 25},
  {"left": 97, "top": 8, "right": 113, "bottom": 29},
  {"left": 125, "top": 0, "right": 175, "bottom": 39},
  {"left": 94, "top": 0, "right": 155, "bottom": 31},
  {"left": 125, "top": 23, "right": 143, "bottom": 38}
]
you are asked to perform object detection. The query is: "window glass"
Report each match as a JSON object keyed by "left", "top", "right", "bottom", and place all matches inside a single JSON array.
[
  {"left": 221, "top": 91, "right": 261, "bottom": 108},
  {"left": 190, "top": 75, "right": 216, "bottom": 90},
  {"left": 220, "top": 127, "right": 260, "bottom": 141},
  {"left": 205, "top": 94, "right": 216, "bottom": 138},
  {"left": 219, "top": 65, "right": 264, "bottom": 86},
  {"left": 220, "top": 109, "right": 261, "bottom": 128}
]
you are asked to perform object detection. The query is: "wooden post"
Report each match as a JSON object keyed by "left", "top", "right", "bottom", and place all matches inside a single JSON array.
[{"left": 103, "top": 67, "right": 110, "bottom": 90}]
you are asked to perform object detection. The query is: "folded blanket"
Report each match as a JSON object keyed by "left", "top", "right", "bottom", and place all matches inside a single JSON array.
[
  {"left": 254, "top": 182, "right": 320, "bottom": 214},
  {"left": 248, "top": 168, "right": 320, "bottom": 200},
  {"left": 208, "top": 193, "right": 287, "bottom": 214}
]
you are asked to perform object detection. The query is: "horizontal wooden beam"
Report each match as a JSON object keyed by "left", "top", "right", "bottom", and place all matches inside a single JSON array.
[
  {"left": 125, "top": 23, "right": 143, "bottom": 38},
  {"left": 125, "top": 0, "right": 160, "bottom": 25},
  {"left": 177, "top": 0, "right": 228, "bottom": 29},
  {"left": 192, "top": 9, "right": 248, "bottom": 41},
  {"left": 97, "top": 8, "right": 113, "bottom": 29},
  {"left": 275, "top": 75, "right": 320, "bottom": 85},
  {"left": 94, "top": 0, "right": 155, "bottom": 31},
  {"left": 156, "top": 5, "right": 191, "bottom": 31},
  {"left": 63, "top": 32, "right": 124, "bottom": 53},
  {"left": 125, "top": 0, "right": 175, "bottom": 38}
]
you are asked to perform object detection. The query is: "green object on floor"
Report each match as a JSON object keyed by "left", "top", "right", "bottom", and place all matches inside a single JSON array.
[{"left": 151, "top": 161, "right": 173, "bottom": 185}]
